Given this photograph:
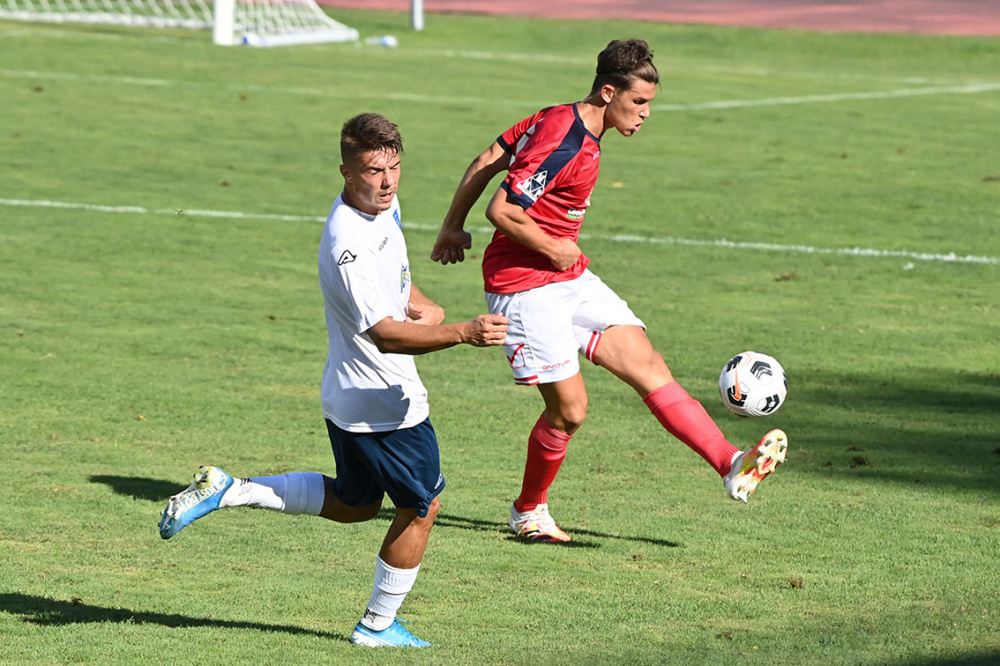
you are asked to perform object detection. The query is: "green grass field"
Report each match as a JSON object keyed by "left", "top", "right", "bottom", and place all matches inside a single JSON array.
[{"left": 1, "top": 8, "right": 999, "bottom": 665}]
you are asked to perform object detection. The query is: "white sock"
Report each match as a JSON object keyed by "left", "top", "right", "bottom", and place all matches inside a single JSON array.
[
  {"left": 359, "top": 557, "right": 420, "bottom": 631},
  {"left": 219, "top": 472, "right": 325, "bottom": 515}
]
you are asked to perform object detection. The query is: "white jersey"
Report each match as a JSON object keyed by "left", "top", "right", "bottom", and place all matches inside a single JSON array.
[{"left": 318, "top": 194, "right": 429, "bottom": 433}]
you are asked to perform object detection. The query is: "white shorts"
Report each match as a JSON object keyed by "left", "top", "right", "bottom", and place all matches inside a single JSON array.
[{"left": 485, "top": 269, "right": 645, "bottom": 386}]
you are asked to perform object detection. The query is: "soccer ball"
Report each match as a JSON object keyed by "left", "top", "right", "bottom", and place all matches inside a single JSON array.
[{"left": 719, "top": 351, "right": 787, "bottom": 417}]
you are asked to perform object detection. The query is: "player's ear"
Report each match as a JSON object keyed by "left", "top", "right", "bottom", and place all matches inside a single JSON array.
[
  {"left": 339, "top": 163, "right": 351, "bottom": 182},
  {"left": 601, "top": 83, "right": 616, "bottom": 104}
]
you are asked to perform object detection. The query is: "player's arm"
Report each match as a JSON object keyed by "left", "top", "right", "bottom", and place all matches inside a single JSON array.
[
  {"left": 431, "top": 140, "right": 510, "bottom": 265},
  {"left": 406, "top": 284, "right": 445, "bottom": 326},
  {"left": 367, "top": 313, "right": 508, "bottom": 355},
  {"left": 485, "top": 188, "right": 581, "bottom": 271}
]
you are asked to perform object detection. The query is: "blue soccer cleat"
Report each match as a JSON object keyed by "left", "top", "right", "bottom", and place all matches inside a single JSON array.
[
  {"left": 350, "top": 618, "right": 432, "bottom": 647},
  {"left": 159, "top": 466, "right": 234, "bottom": 539}
]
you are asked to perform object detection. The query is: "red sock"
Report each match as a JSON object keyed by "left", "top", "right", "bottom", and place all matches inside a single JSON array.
[
  {"left": 514, "top": 414, "right": 571, "bottom": 512},
  {"left": 643, "top": 382, "right": 739, "bottom": 476}
]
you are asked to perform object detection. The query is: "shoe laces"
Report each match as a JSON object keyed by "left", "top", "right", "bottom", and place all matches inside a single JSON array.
[{"left": 519, "top": 504, "right": 560, "bottom": 531}]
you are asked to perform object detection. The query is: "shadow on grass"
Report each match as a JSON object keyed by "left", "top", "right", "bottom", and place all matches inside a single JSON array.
[
  {"left": 88, "top": 476, "right": 683, "bottom": 549},
  {"left": 748, "top": 368, "right": 1000, "bottom": 493},
  {"left": 375, "top": 509, "right": 681, "bottom": 548},
  {"left": 90, "top": 475, "right": 183, "bottom": 502},
  {"left": 903, "top": 655, "right": 1000, "bottom": 666},
  {"left": 1, "top": 593, "right": 347, "bottom": 640}
]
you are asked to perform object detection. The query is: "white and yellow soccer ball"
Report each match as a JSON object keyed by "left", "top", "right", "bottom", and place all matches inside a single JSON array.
[{"left": 719, "top": 351, "right": 787, "bottom": 417}]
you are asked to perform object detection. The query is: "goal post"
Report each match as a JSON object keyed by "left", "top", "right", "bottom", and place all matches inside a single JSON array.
[
  {"left": 0, "top": 0, "right": 359, "bottom": 47},
  {"left": 411, "top": 0, "right": 423, "bottom": 31}
]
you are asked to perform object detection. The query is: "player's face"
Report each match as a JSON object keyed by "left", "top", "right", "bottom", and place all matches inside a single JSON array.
[
  {"left": 340, "top": 148, "right": 401, "bottom": 216},
  {"left": 606, "top": 79, "right": 657, "bottom": 137}
]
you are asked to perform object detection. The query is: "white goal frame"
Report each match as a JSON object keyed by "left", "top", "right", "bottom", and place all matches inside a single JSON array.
[{"left": 0, "top": 0, "right": 359, "bottom": 47}]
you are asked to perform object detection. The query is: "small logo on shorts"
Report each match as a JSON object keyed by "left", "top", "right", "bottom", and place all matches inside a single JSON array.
[
  {"left": 434, "top": 474, "right": 443, "bottom": 490},
  {"left": 506, "top": 343, "right": 526, "bottom": 369},
  {"left": 541, "top": 359, "right": 571, "bottom": 372}
]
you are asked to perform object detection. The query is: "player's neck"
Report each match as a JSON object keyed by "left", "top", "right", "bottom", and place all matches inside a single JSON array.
[
  {"left": 576, "top": 98, "right": 608, "bottom": 139},
  {"left": 341, "top": 188, "right": 378, "bottom": 218}
]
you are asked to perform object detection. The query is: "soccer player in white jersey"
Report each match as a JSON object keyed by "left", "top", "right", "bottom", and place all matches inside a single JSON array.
[
  {"left": 431, "top": 39, "right": 787, "bottom": 542},
  {"left": 159, "top": 113, "right": 508, "bottom": 647}
]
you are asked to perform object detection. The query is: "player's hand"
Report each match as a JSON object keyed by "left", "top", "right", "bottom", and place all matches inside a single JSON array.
[
  {"left": 431, "top": 228, "right": 473, "bottom": 265},
  {"left": 549, "top": 238, "right": 582, "bottom": 272},
  {"left": 407, "top": 301, "right": 445, "bottom": 326},
  {"left": 464, "top": 314, "right": 508, "bottom": 347}
]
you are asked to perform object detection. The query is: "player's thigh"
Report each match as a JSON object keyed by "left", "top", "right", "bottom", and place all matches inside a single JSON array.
[
  {"left": 374, "top": 420, "right": 445, "bottom": 519},
  {"left": 328, "top": 419, "right": 444, "bottom": 519},
  {"left": 326, "top": 419, "right": 386, "bottom": 509},
  {"left": 594, "top": 325, "right": 674, "bottom": 394},
  {"left": 486, "top": 283, "right": 581, "bottom": 386},
  {"left": 571, "top": 270, "right": 646, "bottom": 360}
]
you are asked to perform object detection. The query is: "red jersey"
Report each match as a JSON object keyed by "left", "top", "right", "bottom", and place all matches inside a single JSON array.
[{"left": 482, "top": 103, "right": 600, "bottom": 293}]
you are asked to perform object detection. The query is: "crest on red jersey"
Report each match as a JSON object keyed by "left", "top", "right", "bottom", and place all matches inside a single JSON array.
[{"left": 516, "top": 170, "right": 548, "bottom": 203}]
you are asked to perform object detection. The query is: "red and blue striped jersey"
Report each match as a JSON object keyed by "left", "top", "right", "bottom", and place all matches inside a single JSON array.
[{"left": 483, "top": 103, "right": 600, "bottom": 293}]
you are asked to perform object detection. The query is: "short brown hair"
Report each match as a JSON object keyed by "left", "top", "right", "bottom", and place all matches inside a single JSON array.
[
  {"left": 590, "top": 39, "right": 659, "bottom": 95},
  {"left": 340, "top": 113, "right": 404, "bottom": 165}
]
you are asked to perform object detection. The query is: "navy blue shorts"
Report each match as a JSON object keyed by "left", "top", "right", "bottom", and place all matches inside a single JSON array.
[{"left": 325, "top": 418, "right": 444, "bottom": 518}]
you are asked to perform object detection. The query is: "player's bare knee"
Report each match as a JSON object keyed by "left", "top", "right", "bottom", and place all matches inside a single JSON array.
[
  {"left": 357, "top": 500, "right": 383, "bottom": 522},
  {"left": 325, "top": 498, "right": 382, "bottom": 523},
  {"left": 550, "top": 404, "right": 587, "bottom": 434},
  {"left": 565, "top": 412, "right": 587, "bottom": 434},
  {"left": 425, "top": 496, "right": 441, "bottom": 521},
  {"left": 649, "top": 349, "right": 672, "bottom": 380},
  {"left": 627, "top": 349, "right": 672, "bottom": 391}
]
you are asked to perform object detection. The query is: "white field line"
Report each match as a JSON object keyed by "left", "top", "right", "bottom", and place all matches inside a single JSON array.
[
  {"left": 1, "top": 68, "right": 171, "bottom": 87},
  {"left": 0, "top": 68, "right": 541, "bottom": 108},
  {"left": 409, "top": 48, "right": 996, "bottom": 88},
  {"left": 0, "top": 27, "right": 994, "bottom": 88},
  {"left": 3, "top": 67, "right": 1000, "bottom": 112},
  {"left": 655, "top": 82, "right": 1000, "bottom": 111},
  {"left": 2, "top": 197, "right": 995, "bottom": 265}
]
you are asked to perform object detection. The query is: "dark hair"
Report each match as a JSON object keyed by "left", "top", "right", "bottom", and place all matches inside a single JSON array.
[
  {"left": 340, "top": 113, "right": 404, "bottom": 165},
  {"left": 590, "top": 39, "right": 659, "bottom": 95}
]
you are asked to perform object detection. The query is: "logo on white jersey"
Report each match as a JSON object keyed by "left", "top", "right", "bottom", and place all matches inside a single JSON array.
[
  {"left": 337, "top": 250, "right": 356, "bottom": 266},
  {"left": 516, "top": 170, "right": 548, "bottom": 203},
  {"left": 400, "top": 264, "right": 411, "bottom": 292}
]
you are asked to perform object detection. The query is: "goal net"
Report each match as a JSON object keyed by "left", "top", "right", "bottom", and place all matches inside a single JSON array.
[{"left": 0, "top": 0, "right": 360, "bottom": 47}]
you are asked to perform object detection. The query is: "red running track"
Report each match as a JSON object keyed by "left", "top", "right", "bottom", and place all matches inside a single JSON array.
[{"left": 318, "top": 0, "right": 1000, "bottom": 36}]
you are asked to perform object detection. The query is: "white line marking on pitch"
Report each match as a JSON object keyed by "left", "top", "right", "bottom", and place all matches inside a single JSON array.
[
  {"left": 654, "top": 82, "right": 1000, "bottom": 110},
  {"left": 409, "top": 48, "right": 996, "bottom": 88},
  {"left": 3, "top": 67, "right": 999, "bottom": 111},
  {"left": 2, "top": 197, "right": 995, "bottom": 265},
  {"left": 2, "top": 30, "right": 990, "bottom": 87}
]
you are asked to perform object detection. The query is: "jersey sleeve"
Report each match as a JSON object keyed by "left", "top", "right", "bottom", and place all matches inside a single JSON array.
[
  {"left": 497, "top": 109, "right": 545, "bottom": 155},
  {"left": 501, "top": 107, "right": 579, "bottom": 212}
]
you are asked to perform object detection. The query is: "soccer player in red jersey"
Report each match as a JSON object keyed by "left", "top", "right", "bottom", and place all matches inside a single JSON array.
[{"left": 431, "top": 39, "right": 787, "bottom": 542}]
